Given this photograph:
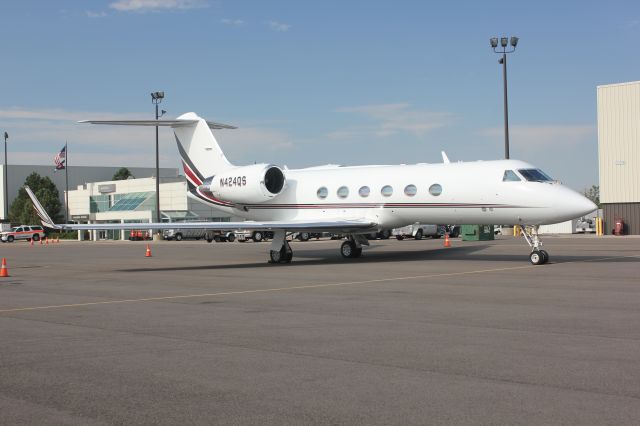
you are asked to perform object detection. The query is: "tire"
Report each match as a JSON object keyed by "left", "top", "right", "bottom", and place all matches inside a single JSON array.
[
  {"left": 253, "top": 231, "right": 263, "bottom": 242},
  {"left": 529, "top": 250, "right": 544, "bottom": 265},
  {"left": 341, "top": 241, "right": 358, "bottom": 258},
  {"left": 414, "top": 230, "right": 423, "bottom": 240},
  {"left": 207, "top": 238, "right": 213, "bottom": 243},
  {"left": 395, "top": 235, "right": 404, "bottom": 241},
  {"left": 269, "top": 247, "right": 292, "bottom": 264},
  {"left": 195, "top": 237, "right": 201, "bottom": 241},
  {"left": 432, "top": 234, "right": 441, "bottom": 239},
  {"left": 33, "top": 234, "right": 40, "bottom": 241},
  {"left": 380, "top": 230, "right": 391, "bottom": 240},
  {"left": 7, "top": 236, "right": 14, "bottom": 242},
  {"left": 539, "top": 250, "right": 549, "bottom": 264},
  {"left": 227, "top": 233, "right": 236, "bottom": 243},
  {"left": 352, "top": 247, "right": 362, "bottom": 258},
  {"left": 175, "top": 233, "right": 183, "bottom": 241},
  {"left": 298, "top": 232, "right": 310, "bottom": 242},
  {"left": 213, "top": 235, "right": 221, "bottom": 242}
]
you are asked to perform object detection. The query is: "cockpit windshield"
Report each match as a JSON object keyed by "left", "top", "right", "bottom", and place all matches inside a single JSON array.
[{"left": 517, "top": 169, "right": 553, "bottom": 182}]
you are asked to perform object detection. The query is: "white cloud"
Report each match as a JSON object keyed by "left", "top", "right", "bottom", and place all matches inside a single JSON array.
[
  {"left": 479, "top": 124, "right": 595, "bottom": 150},
  {"left": 0, "top": 107, "right": 295, "bottom": 169},
  {"left": 221, "top": 18, "right": 244, "bottom": 26},
  {"left": 86, "top": 10, "right": 107, "bottom": 18},
  {"left": 109, "top": 0, "right": 209, "bottom": 12},
  {"left": 330, "top": 103, "right": 454, "bottom": 139},
  {"left": 267, "top": 20, "right": 291, "bottom": 32}
]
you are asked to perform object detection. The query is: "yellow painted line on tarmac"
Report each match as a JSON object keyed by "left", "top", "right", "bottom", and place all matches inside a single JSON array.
[{"left": 0, "top": 254, "right": 638, "bottom": 314}]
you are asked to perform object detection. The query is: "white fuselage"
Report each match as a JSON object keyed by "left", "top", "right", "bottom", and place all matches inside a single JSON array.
[{"left": 189, "top": 159, "right": 596, "bottom": 230}]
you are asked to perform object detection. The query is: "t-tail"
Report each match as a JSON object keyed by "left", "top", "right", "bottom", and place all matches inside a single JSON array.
[
  {"left": 25, "top": 186, "right": 61, "bottom": 229},
  {"left": 79, "top": 112, "right": 237, "bottom": 190}
]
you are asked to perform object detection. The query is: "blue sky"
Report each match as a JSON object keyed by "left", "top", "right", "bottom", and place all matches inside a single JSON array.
[{"left": 1, "top": 0, "right": 639, "bottom": 190}]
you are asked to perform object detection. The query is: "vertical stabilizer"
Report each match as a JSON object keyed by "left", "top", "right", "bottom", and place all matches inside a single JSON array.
[{"left": 174, "top": 112, "right": 233, "bottom": 186}]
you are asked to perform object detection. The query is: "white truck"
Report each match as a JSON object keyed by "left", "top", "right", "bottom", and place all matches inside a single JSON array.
[{"left": 392, "top": 223, "right": 443, "bottom": 240}]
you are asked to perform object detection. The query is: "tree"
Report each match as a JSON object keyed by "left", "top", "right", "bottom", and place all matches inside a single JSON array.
[
  {"left": 583, "top": 185, "right": 600, "bottom": 207},
  {"left": 9, "top": 172, "right": 62, "bottom": 224},
  {"left": 112, "top": 167, "right": 134, "bottom": 181}
]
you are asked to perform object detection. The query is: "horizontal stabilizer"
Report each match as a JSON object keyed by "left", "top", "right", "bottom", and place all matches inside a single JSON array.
[{"left": 78, "top": 119, "right": 237, "bottom": 130}]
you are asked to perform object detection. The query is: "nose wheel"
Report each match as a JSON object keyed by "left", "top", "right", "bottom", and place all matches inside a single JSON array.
[
  {"left": 340, "top": 240, "right": 362, "bottom": 258},
  {"left": 529, "top": 249, "right": 549, "bottom": 265},
  {"left": 522, "top": 226, "right": 550, "bottom": 265}
]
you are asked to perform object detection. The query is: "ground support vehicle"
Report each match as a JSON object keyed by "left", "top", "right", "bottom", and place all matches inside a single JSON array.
[
  {"left": 365, "top": 230, "right": 392, "bottom": 240},
  {"left": 392, "top": 223, "right": 443, "bottom": 240},
  {"left": 1, "top": 225, "right": 46, "bottom": 242},
  {"left": 575, "top": 217, "right": 596, "bottom": 233}
]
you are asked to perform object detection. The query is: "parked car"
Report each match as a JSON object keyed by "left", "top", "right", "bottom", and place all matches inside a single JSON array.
[
  {"left": 392, "top": 223, "right": 443, "bottom": 240},
  {"left": 236, "top": 230, "right": 275, "bottom": 242},
  {"left": 163, "top": 228, "right": 208, "bottom": 241},
  {"left": 128, "top": 230, "right": 151, "bottom": 241},
  {"left": 1, "top": 225, "right": 46, "bottom": 242},
  {"left": 205, "top": 230, "right": 237, "bottom": 243},
  {"left": 365, "top": 230, "right": 392, "bottom": 240}
]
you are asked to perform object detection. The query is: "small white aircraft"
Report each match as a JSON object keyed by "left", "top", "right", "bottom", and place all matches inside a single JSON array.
[{"left": 27, "top": 112, "right": 596, "bottom": 265}]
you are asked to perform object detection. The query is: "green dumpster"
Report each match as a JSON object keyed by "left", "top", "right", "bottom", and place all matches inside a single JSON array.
[{"left": 461, "top": 225, "right": 495, "bottom": 241}]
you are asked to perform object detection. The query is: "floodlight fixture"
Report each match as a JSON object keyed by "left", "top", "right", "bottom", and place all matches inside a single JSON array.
[
  {"left": 500, "top": 37, "right": 508, "bottom": 47},
  {"left": 490, "top": 37, "right": 498, "bottom": 48},
  {"left": 510, "top": 36, "right": 519, "bottom": 47}
]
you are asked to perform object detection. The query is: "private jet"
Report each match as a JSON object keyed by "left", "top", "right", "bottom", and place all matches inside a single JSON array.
[{"left": 27, "top": 112, "right": 596, "bottom": 265}]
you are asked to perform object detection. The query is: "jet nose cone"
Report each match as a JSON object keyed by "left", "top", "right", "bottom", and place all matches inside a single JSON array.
[{"left": 572, "top": 193, "right": 597, "bottom": 217}]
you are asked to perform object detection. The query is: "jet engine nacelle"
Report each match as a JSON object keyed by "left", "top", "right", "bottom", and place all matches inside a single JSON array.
[{"left": 198, "top": 164, "right": 286, "bottom": 204}]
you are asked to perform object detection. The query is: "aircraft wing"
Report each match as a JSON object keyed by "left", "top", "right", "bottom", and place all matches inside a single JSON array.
[
  {"left": 25, "top": 186, "right": 376, "bottom": 234},
  {"left": 78, "top": 120, "right": 237, "bottom": 130}
]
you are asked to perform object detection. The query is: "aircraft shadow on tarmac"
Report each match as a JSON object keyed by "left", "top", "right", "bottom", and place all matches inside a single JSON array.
[{"left": 116, "top": 244, "right": 639, "bottom": 273}]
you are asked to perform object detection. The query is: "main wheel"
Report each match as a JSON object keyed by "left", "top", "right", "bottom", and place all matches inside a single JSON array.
[
  {"left": 414, "top": 230, "right": 423, "bottom": 240},
  {"left": 341, "top": 241, "right": 358, "bottom": 258},
  {"left": 269, "top": 247, "right": 292, "bottom": 263},
  {"left": 298, "top": 232, "right": 310, "bottom": 242},
  {"left": 253, "top": 231, "right": 263, "bottom": 242},
  {"left": 33, "top": 234, "right": 40, "bottom": 242},
  {"left": 539, "top": 250, "right": 549, "bottom": 264},
  {"left": 529, "top": 250, "right": 544, "bottom": 265}
]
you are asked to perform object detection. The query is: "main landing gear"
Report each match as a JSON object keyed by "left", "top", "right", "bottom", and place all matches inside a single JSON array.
[
  {"left": 521, "top": 225, "right": 550, "bottom": 265},
  {"left": 267, "top": 232, "right": 370, "bottom": 264}
]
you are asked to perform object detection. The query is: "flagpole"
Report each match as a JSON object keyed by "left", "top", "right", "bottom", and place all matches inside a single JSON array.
[{"left": 64, "top": 141, "right": 69, "bottom": 224}]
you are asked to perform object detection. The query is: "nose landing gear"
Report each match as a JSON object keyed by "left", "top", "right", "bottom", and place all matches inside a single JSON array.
[{"left": 521, "top": 225, "right": 550, "bottom": 265}]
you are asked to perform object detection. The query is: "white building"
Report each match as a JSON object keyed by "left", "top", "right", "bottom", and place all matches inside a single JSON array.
[
  {"left": 0, "top": 164, "right": 178, "bottom": 221},
  {"left": 68, "top": 176, "right": 238, "bottom": 240}
]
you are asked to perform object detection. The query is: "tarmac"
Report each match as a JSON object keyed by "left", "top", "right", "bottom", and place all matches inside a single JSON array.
[{"left": 0, "top": 235, "right": 639, "bottom": 425}]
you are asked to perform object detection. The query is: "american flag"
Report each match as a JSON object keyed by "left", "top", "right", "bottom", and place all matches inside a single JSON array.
[{"left": 54, "top": 145, "right": 66, "bottom": 171}]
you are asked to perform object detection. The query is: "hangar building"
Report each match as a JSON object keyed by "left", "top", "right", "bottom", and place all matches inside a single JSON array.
[{"left": 597, "top": 81, "right": 640, "bottom": 234}]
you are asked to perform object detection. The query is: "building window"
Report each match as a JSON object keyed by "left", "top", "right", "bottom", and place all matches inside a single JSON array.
[
  {"left": 404, "top": 184, "right": 417, "bottom": 196},
  {"left": 337, "top": 186, "right": 349, "bottom": 198},
  {"left": 429, "top": 184, "right": 442, "bottom": 196},
  {"left": 381, "top": 185, "right": 393, "bottom": 197},
  {"left": 317, "top": 187, "right": 328, "bottom": 199},
  {"left": 359, "top": 186, "right": 370, "bottom": 197}
]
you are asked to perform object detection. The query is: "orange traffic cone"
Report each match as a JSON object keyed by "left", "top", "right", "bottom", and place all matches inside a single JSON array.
[
  {"left": 57, "top": 236, "right": 60, "bottom": 243},
  {"left": 145, "top": 244, "right": 152, "bottom": 257},
  {"left": 0, "top": 258, "right": 9, "bottom": 277},
  {"left": 45, "top": 237, "right": 49, "bottom": 245},
  {"left": 444, "top": 233, "right": 451, "bottom": 248},
  {"left": 30, "top": 238, "right": 34, "bottom": 246},
  {"left": 40, "top": 238, "right": 43, "bottom": 245}
]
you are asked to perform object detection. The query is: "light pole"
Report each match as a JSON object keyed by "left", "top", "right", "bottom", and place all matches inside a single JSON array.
[
  {"left": 150, "top": 91, "right": 165, "bottom": 232},
  {"left": 490, "top": 36, "right": 519, "bottom": 159},
  {"left": 3, "top": 132, "right": 7, "bottom": 221}
]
